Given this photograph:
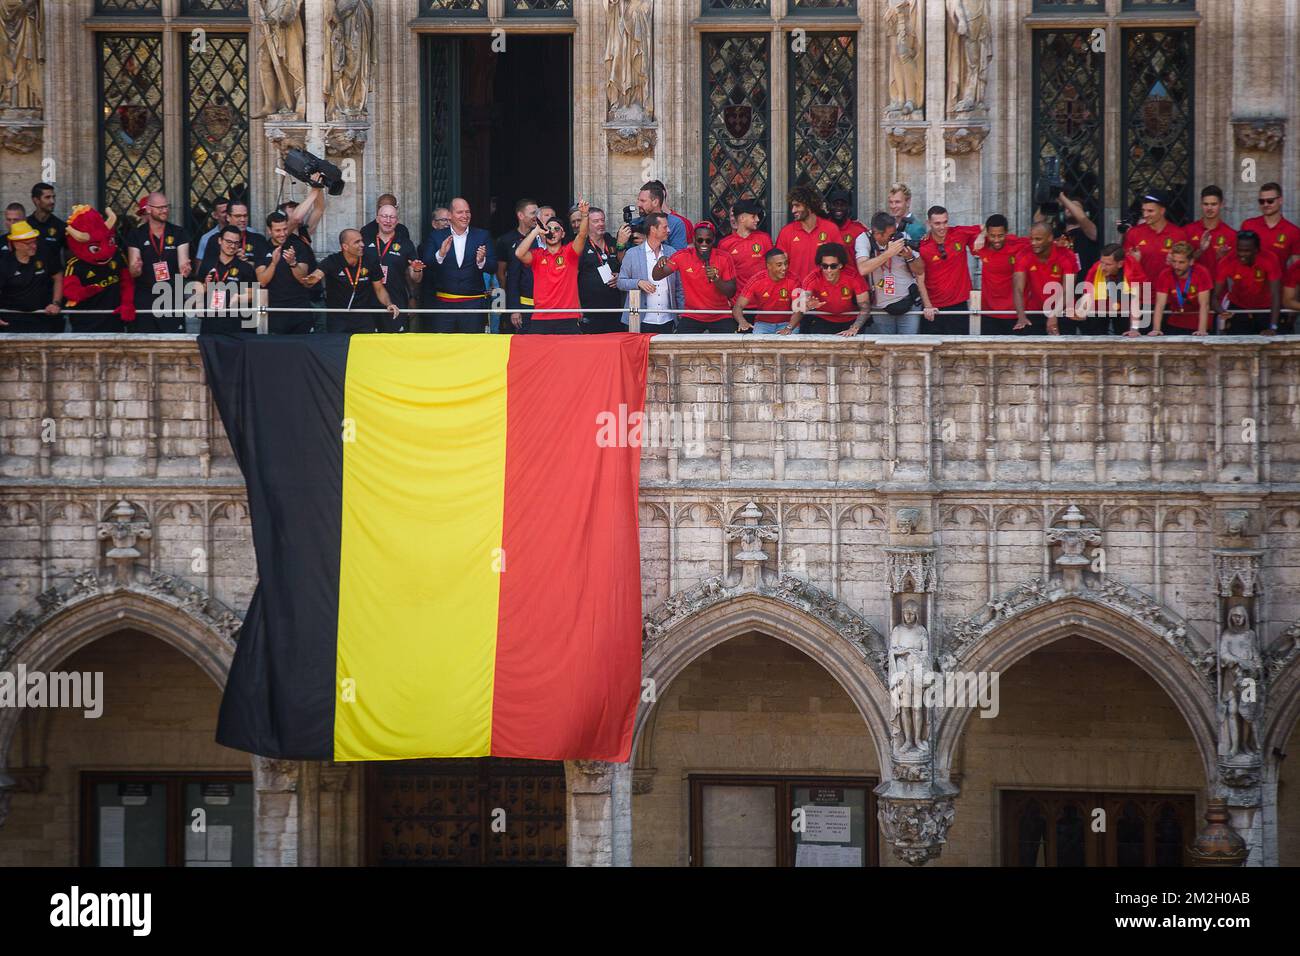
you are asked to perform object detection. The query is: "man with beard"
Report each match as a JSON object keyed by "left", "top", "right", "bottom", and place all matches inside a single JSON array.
[
  {"left": 256, "top": 210, "right": 320, "bottom": 334},
  {"left": 27, "top": 182, "right": 66, "bottom": 268},
  {"left": 970, "top": 214, "right": 1029, "bottom": 334},
  {"left": 577, "top": 206, "right": 624, "bottom": 332},
  {"left": 1213, "top": 231, "right": 1281, "bottom": 335},
  {"left": 126, "top": 191, "right": 191, "bottom": 332},
  {"left": 514, "top": 200, "right": 590, "bottom": 335},
  {"left": 776, "top": 186, "right": 843, "bottom": 284},
  {"left": 309, "top": 228, "right": 402, "bottom": 334},
  {"left": 1132, "top": 240, "right": 1212, "bottom": 337},
  {"left": 197, "top": 226, "right": 259, "bottom": 335},
  {"left": 653, "top": 220, "right": 737, "bottom": 333}
]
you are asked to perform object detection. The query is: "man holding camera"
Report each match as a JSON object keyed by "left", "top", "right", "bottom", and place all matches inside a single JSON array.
[
  {"left": 635, "top": 181, "right": 690, "bottom": 250},
  {"left": 855, "top": 211, "right": 928, "bottom": 335},
  {"left": 652, "top": 220, "right": 737, "bottom": 333},
  {"left": 419, "top": 196, "right": 496, "bottom": 333}
]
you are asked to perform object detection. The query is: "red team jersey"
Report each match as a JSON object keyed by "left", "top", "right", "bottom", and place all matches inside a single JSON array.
[
  {"left": 919, "top": 225, "right": 982, "bottom": 307},
  {"left": 1286, "top": 259, "right": 1300, "bottom": 290},
  {"left": 739, "top": 272, "right": 801, "bottom": 319},
  {"left": 1215, "top": 252, "right": 1281, "bottom": 310},
  {"left": 776, "top": 217, "right": 845, "bottom": 285},
  {"left": 529, "top": 242, "right": 582, "bottom": 320},
  {"left": 663, "top": 248, "right": 737, "bottom": 321},
  {"left": 973, "top": 237, "right": 1031, "bottom": 315},
  {"left": 1154, "top": 263, "right": 1214, "bottom": 330},
  {"left": 801, "top": 266, "right": 869, "bottom": 322},
  {"left": 1014, "top": 247, "right": 1078, "bottom": 313},
  {"left": 1187, "top": 220, "right": 1237, "bottom": 264},
  {"left": 717, "top": 230, "right": 774, "bottom": 291},
  {"left": 1123, "top": 221, "right": 1188, "bottom": 285},
  {"left": 1239, "top": 215, "right": 1300, "bottom": 268},
  {"left": 837, "top": 220, "right": 868, "bottom": 252}
]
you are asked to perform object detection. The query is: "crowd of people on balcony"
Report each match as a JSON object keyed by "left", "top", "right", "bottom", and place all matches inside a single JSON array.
[{"left": 2, "top": 175, "right": 1298, "bottom": 338}]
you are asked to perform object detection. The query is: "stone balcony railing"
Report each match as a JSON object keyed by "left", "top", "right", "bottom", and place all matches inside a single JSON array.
[{"left": 2, "top": 335, "right": 1296, "bottom": 492}]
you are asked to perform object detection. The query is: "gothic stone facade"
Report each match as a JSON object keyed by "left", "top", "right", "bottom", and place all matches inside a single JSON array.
[{"left": 2, "top": 335, "right": 1300, "bottom": 866}]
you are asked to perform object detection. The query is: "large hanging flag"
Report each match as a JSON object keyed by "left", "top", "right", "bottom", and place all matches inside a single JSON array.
[{"left": 200, "top": 333, "right": 650, "bottom": 762}]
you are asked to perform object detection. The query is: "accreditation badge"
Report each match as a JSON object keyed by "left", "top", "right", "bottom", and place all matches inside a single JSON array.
[{"left": 153, "top": 261, "right": 171, "bottom": 283}]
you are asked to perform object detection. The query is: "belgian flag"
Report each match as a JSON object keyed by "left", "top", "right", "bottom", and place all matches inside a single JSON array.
[{"left": 199, "top": 333, "right": 650, "bottom": 762}]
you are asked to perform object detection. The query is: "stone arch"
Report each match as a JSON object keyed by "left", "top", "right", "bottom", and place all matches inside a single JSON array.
[
  {"left": 1261, "top": 624, "right": 1300, "bottom": 756},
  {"left": 933, "top": 597, "right": 1219, "bottom": 781},
  {"left": 635, "top": 579, "right": 894, "bottom": 775},
  {"left": 0, "top": 570, "right": 242, "bottom": 768}
]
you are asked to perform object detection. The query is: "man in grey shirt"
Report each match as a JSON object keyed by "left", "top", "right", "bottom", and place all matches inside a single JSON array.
[{"left": 854, "top": 211, "right": 929, "bottom": 334}]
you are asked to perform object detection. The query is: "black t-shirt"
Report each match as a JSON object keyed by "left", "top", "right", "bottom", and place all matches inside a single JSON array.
[
  {"left": 127, "top": 223, "right": 188, "bottom": 304},
  {"left": 364, "top": 232, "right": 416, "bottom": 309},
  {"left": 0, "top": 251, "right": 56, "bottom": 318},
  {"left": 320, "top": 251, "right": 384, "bottom": 313},
  {"left": 259, "top": 235, "right": 318, "bottom": 306},
  {"left": 27, "top": 213, "right": 66, "bottom": 269},
  {"left": 64, "top": 252, "right": 126, "bottom": 312},
  {"left": 197, "top": 253, "right": 259, "bottom": 334},
  {"left": 360, "top": 220, "right": 413, "bottom": 251},
  {"left": 232, "top": 229, "right": 269, "bottom": 265},
  {"left": 1066, "top": 222, "right": 1102, "bottom": 276},
  {"left": 577, "top": 234, "right": 623, "bottom": 311}
]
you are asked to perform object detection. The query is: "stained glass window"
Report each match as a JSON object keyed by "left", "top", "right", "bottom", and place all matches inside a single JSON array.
[
  {"left": 183, "top": 34, "right": 250, "bottom": 236},
  {"left": 1032, "top": 31, "right": 1104, "bottom": 226},
  {"left": 789, "top": 0, "right": 854, "bottom": 12},
  {"left": 95, "top": 0, "right": 162, "bottom": 13},
  {"left": 507, "top": 0, "right": 571, "bottom": 13},
  {"left": 1033, "top": 0, "right": 1103, "bottom": 10},
  {"left": 1121, "top": 29, "right": 1194, "bottom": 224},
  {"left": 420, "top": 0, "right": 486, "bottom": 14},
  {"left": 702, "top": 0, "right": 768, "bottom": 12},
  {"left": 703, "top": 35, "right": 771, "bottom": 233},
  {"left": 98, "top": 34, "right": 165, "bottom": 217},
  {"left": 788, "top": 34, "right": 856, "bottom": 208},
  {"left": 1123, "top": 0, "right": 1195, "bottom": 9},
  {"left": 180, "top": 0, "right": 248, "bottom": 14}
]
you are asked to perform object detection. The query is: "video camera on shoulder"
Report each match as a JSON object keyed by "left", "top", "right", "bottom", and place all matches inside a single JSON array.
[{"left": 1034, "top": 155, "right": 1066, "bottom": 216}]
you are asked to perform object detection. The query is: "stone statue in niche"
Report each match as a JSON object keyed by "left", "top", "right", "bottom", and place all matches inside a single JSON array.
[
  {"left": 257, "top": 0, "right": 306, "bottom": 118},
  {"left": 884, "top": 0, "right": 924, "bottom": 118},
  {"left": 324, "top": 0, "right": 374, "bottom": 119},
  {"left": 1217, "top": 605, "right": 1261, "bottom": 757},
  {"left": 0, "top": 0, "right": 42, "bottom": 110},
  {"left": 605, "top": 0, "right": 653, "bottom": 123},
  {"left": 945, "top": 0, "right": 992, "bottom": 116},
  {"left": 889, "top": 600, "right": 931, "bottom": 753}
]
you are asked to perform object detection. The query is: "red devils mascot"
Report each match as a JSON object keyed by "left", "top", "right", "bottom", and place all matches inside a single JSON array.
[{"left": 63, "top": 205, "right": 135, "bottom": 332}]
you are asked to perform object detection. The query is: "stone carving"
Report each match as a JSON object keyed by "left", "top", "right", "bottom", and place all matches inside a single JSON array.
[
  {"left": 604, "top": 0, "right": 652, "bottom": 125},
  {"left": 255, "top": 757, "right": 299, "bottom": 793},
  {"left": 889, "top": 600, "right": 932, "bottom": 755},
  {"left": 605, "top": 125, "right": 656, "bottom": 156},
  {"left": 884, "top": 0, "right": 924, "bottom": 117},
  {"left": 642, "top": 573, "right": 888, "bottom": 683},
  {"left": 886, "top": 126, "right": 926, "bottom": 155},
  {"left": 0, "top": 0, "right": 42, "bottom": 110},
  {"left": 895, "top": 507, "right": 921, "bottom": 535},
  {"left": 0, "top": 122, "right": 40, "bottom": 152},
  {"left": 885, "top": 547, "right": 936, "bottom": 594},
  {"left": 725, "top": 501, "right": 779, "bottom": 589},
  {"left": 891, "top": 761, "right": 930, "bottom": 782},
  {"left": 945, "top": 0, "right": 991, "bottom": 117},
  {"left": 1222, "top": 510, "right": 1251, "bottom": 538},
  {"left": 0, "top": 568, "right": 242, "bottom": 668},
  {"left": 1232, "top": 120, "right": 1285, "bottom": 153},
  {"left": 1213, "top": 550, "right": 1262, "bottom": 598},
  {"left": 1265, "top": 621, "right": 1300, "bottom": 682},
  {"left": 1217, "top": 606, "right": 1262, "bottom": 759},
  {"left": 264, "top": 124, "right": 308, "bottom": 155},
  {"left": 257, "top": 0, "right": 306, "bottom": 118},
  {"left": 324, "top": 124, "right": 367, "bottom": 157},
  {"left": 1188, "top": 799, "right": 1249, "bottom": 866},
  {"left": 943, "top": 125, "right": 989, "bottom": 155},
  {"left": 1046, "top": 504, "right": 1101, "bottom": 593},
  {"left": 877, "top": 796, "right": 955, "bottom": 866},
  {"left": 324, "top": 0, "right": 374, "bottom": 119},
  {"left": 97, "top": 500, "right": 152, "bottom": 587},
  {"left": 631, "top": 769, "right": 655, "bottom": 795},
  {"left": 567, "top": 760, "right": 614, "bottom": 795}
]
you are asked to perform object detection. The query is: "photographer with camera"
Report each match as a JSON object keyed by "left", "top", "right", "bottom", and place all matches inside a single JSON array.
[
  {"left": 1032, "top": 190, "right": 1099, "bottom": 275},
  {"left": 631, "top": 181, "right": 690, "bottom": 250},
  {"left": 855, "top": 211, "right": 927, "bottom": 335}
]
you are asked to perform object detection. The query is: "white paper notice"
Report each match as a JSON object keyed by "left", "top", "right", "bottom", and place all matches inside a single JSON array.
[
  {"left": 100, "top": 807, "right": 126, "bottom": 867},
  {"left": 802, "top": 805, "right": 852, "bottom": 843},
  {"left": 795, "top": 843, "right": 862, "bottom": 867},
  {"left": 207, "top": 824, "right": 233, "bottom": 862},
  {"left": 186, "top": 825, "right": 207, "bottom": 861}
]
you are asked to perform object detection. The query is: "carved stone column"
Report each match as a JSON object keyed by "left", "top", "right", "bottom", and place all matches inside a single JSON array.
[
  {"left": 564, "top": 759, "right": 632, "bottom": 867},
  {"left": 318, "top": 762, "right": 353, "bottom": 867},
  {"left": 253, "top": 757, "right": 301, "bottom": 867}
]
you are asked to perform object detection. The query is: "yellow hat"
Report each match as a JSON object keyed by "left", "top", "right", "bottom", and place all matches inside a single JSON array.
[{"left": 6, "top": 221, "right": 39, "bottom": 243}]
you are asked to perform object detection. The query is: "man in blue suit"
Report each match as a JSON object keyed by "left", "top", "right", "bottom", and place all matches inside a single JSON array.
[
  {"left": 617, "top": 213, "right": 682, "bottom": 332},
  {"left": 419, "top": 197, "right": 496, "bottom": 333}
]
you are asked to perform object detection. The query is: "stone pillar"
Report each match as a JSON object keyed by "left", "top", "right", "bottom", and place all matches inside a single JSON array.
[
  {"left": 564, "top": 759, "right": 632, "bottom": 867},
  {"left": 253, "top": 757, "right": 300, "bottom": 867},
  {"left": 319, "top": 762, "right": 353, "bottom": 867}
]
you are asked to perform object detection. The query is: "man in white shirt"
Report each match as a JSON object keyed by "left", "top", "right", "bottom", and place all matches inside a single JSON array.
[{"left": 617, "top": 213, "right": 682, "bottom": 331}]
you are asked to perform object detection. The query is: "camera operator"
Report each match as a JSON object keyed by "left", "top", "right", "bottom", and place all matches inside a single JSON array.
[
  {"left": 855, "top": 211, "right": 927, "bottom": 335},
  {"left": 1032, "top": 190, "right": 1100, "bottom": 275}
]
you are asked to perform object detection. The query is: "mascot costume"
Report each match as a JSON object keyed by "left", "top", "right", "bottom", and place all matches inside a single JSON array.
[{"left": 62, "top": 205, "right": 135, "bottom": 332}]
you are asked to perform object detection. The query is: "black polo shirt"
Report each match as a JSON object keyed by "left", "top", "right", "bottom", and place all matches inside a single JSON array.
[
  {"left": 27, "top": 213, "right": 65, "bottom": 269},
  {"left": 127, "top": 223, "right": 189, "bottom": 304},
  {"left": 364, "top": 232, "right": 416, "bottom": 309},
  {"left": 197, "top": 253, "right": 259, "bottom": 334},
  {"left": 320, "top": 251, "right": 387, "bottom": 332},
  {"left": 259, "top": 236, "right": 318, "bottom": 307},
  {"left": 0, "top": 251, "right": 56, "bottom": 327},
  {"left": 577, "top": 233, "right": 623, "bottom": 311}
]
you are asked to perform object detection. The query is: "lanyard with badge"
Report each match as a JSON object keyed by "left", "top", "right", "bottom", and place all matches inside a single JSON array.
[
  {"left": 592, "top": 238, "right": 614, "bottom": 284},
  {"left": 150, "top": 228, "right": 171, "bottom": 283},
  {"left": 1172, "top": 273, "right": 1191, "bottom": 310},
  {"left": 209, "top": 262, "right": 238, "bottom": 312},
  {"left": 343, "top": 259, "right": 363, "bottom": 310},
  {"left": 377, "top": 235, "right": 397, "bottom": 284}
]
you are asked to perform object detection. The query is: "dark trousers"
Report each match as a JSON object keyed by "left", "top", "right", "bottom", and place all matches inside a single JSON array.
[
  {"left": 933, "top": 301, "right": 970, "bottom": 335},
  {"left": 530, "top": 318, "right": 582, "bottom": 334},
  {"left": 980, "top": 315, "right": 1019, "bottom": 336},
  {"left": 0, "top": 311, "right": 64, "bottom": 333},
  {"left": 68, "top": 311, "right": 125, "bottom": 333},
  {"left": 582, "top": 312, "right": 626, "bottom": 333},
  {"left": 131, "top": 307, "right": 185, "bottom": 333},
  {"left": 804, "top": 316, "right": 852, "bottom": 335},
  {"left": 269, "top": 308, "right": 316, "bottom": 335},
  {"left": 326, "top": 311, "right": 379, "bottom": 334},
  {"left": 677, "top": 316, "right": 738, "bottom": 334},
  {"left": 431, "top": 298, "right": 486, "bottom": 333},
  {"left": 496, "top": 309, "right": 532, "bottom": 334},
  {"left": 1223, "top": 311, "right": 1272, "bottom": 335}
]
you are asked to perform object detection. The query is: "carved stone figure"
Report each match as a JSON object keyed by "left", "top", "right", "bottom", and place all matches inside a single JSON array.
[
  {"left": 604, "top": 0, "right": 652, "bottom": 123},
  {"left": 0, "top": 0, "right": 42, "bottom": 110},
  {"left": 945, "top": 0, "right": 992, "bottom": 116},
  {"left": 1218, "top": 605, "right": 1261, "bottom": 758},
  {"left": 884, "top": 0, "right": 924, "bottom": 117},
  {"left": 324, "top": 0, "right": 374, "bottom": 119},
  {"left": 889, "top": 600, "right": 931, "bottom": 753},
  {"left": 257, "top": 0, "right": 305, "bottom": 118}
]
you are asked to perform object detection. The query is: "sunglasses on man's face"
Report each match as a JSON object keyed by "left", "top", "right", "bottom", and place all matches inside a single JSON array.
[
  {"left": 694, "top": 236, "right": 714, "bottom": 246},
  {"left": 819, "top": 262, "right": 842, "bottom": 270},
  {"left": 1259, "top": 197, "right": 1280, "bottom": 205}
]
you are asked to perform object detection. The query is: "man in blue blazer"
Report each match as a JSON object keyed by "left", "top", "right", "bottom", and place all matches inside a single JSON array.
[
  {"left": 617, "top": 213, "right": 683, "bottom": 332},
  {"left": 418, "top": 197, "right": 496, "bottom": 333}
]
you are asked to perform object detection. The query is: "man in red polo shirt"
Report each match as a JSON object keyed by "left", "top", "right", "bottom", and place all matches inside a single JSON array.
[
  {"left": 971, "top": 214, "right": 1030, "bottom": 334},
  {"left": 1187, "top": 184, "right": 1236, "bottom": 268},
  {"left": 653, "top": 220, "right": 738, "bottom": 333},
  {"left": 801, "top": 242, "right": 871, "bottom": 335},
  {"left": 1213, "top": 231, "right": 1281, "bottom": 335},
  {"left": 776, "top": 186, "right": 843, "bottom": 284},
  {"left": 1134, "top": 241, "right": 1212, "bottom": 336},
  {"left": 1013, "top": 223, "right": 1076, "bottom": 335},
  {"left": 1284, "top": 259, "right": 1300, "bottom": 313},
  {"left": 717, "top": 199, "right": 773, "bottom": 292},
  {"left": 514, "top": 199, "right": 589, "bottom": 334},
  {"left": 732, "top": 248, "right": 805, "bottom": 334},
  {"left": 1123, "top": 190, "right": 1188, "bottom": 286},
  {"left": 918, "top": 205, "right": 981, "bottom": 335},
  {"left": 1240, "top": 182, "right": 1300, "bottom": 270}
]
